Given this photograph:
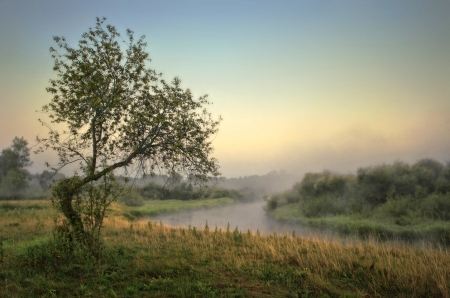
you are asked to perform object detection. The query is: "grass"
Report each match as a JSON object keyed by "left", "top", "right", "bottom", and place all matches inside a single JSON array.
[
  {"left": 1, "top": 200, "right": 450, "bottom": 297},
  {"left": 0, "top": 200, "right": 57, "bottom": 244},
  {"left": 122, "top": 197, "right": 236, "bottom": 219},
  {"left": 270, "top": 203, "right": 450, "bottom": 245}
]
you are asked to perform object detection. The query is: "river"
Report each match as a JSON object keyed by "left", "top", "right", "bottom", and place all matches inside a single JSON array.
[
  {"left": 145, "top": 200, "right": 445, "bottom": 248},
  {"left": 146, "top": 200, "right": 333, "bottom": 239}
]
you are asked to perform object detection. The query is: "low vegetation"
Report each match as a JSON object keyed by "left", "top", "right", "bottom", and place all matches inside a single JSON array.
[
  {"left": 1, "top": 199, "right": 449, "bottom": 297},
  {"left": 119, "top": 182, "right": 244, "bottom": 207},
  {"left": 266, "top": 159, "right": 450, "bottom": 244},
  {"left": 113, "top": 180, "right": 249, "bottom": 220},
  {"left": 121, "top": 197, "right": 235, "bottom": 220}
]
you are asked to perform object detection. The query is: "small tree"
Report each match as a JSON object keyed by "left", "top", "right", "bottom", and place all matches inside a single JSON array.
[
  {"left": 0, "top": 137, "right": 32, "bottom": 197},
  {"left": 36, "top": 17, "right": 221, "bottom": 253}
]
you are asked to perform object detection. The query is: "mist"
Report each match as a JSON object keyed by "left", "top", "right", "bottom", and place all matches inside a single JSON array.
[
  {"left": 216, "top": 109, "right": 450, "bottom": 179},
  {"left": 146, "top": 200, "right": 327, "bottom": 240}
]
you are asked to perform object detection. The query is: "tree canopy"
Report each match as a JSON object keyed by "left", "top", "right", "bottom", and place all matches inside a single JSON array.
[
  {"left": 38, "top": 17, "right": 220, "bottom": 182},
  {"left": 0, "top": 137, "right": 32, "bottom": 197},
  {"left": 36, "top": 17, "right": 221, "bottom": 251}
]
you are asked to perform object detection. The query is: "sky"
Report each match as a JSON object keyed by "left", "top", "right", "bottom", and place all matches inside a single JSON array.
[{"left": 0, "top": 0, "right": 449, "bottom": 178}]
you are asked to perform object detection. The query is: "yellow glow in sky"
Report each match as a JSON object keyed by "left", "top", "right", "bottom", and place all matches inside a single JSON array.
[{"left": 0, "top": 1, "right": 449, "bottom": 177}]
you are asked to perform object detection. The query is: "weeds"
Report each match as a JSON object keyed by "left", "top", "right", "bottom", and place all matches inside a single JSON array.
[
  {"left": 1, "top": 200, "right": 449, "bottom": 297},
  {"left": 0, "top": 237, "right": 3, "bottom": 264}
]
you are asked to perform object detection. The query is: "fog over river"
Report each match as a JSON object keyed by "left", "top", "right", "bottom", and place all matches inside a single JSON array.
[{"left": 146, "top": 200, "right": 330, "bottom": 239}]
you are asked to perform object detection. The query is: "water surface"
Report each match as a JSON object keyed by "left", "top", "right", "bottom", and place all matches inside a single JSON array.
[{"left": 146, "top": 200, "right": 328, "bottom": 238}]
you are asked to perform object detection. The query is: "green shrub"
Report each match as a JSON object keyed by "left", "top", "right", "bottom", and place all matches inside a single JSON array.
[
  {"left": 357, "top": 165, "right": 393, "bottom": 206},
  {"left": 302, "top": 196, "right": 329, "bottom": 218},
  {"left": 138, "top": 182, "right": 163, "bottom": 200},
  {"left": 265, "top": 195, "right": 279, "bottom": 211},
  {"left": 163, "top": 183, "right": 198, "bottom": 200},
  {"left": 285, "top": 190, "right": 300, "bottom": 204},
  {"left": 294, "top": 172, "right": 323, "bottom": 199},
  {"left": 378, "top": 196, "right": 417, "bottom": 218},
  {"left": 412, "top": 158, "right": 444, "bottom": 194},
  {"left": 421, "top": 193, "right": 450, "bottom": 221},
  {"left": 208, "top": 187, "right": 242, "bottom": 200},
  {"left": 268, "top": 159, "right": 450, "bottom": 222},
  {"left": 119, "top": 191, "right": 145, "bottom": 207}
]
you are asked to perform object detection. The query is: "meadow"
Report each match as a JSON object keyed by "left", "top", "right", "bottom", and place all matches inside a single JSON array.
[{"left": 1, "top": 199, "right": 450, "bottom": 297}]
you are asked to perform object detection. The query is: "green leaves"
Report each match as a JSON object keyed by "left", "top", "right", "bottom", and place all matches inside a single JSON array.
[
  {"left": 37, "top": 19, "right": 221, "bottom": 252},
  {"left": 0, "top": 137, "right": 32, "bottom": 197},
  {"left": 37, "top": 17, "right": 221, "bottom": 184}
]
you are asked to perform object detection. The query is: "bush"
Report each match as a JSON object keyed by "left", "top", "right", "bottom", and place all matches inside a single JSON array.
[
  {"left": 208, "top": 187, "right": 242, "bottom": 200},
  {"left": 357, "top": 165, "right": 393, "bottom": 206},
  {"left": 285, "top": 190, "right": 300, "bottom": 204},
  {"left": 265, "top": 195, "right": 279, "bottom": 211},
  {"left": 294, "top": 173, "right": 323, "bottom": 199},
  {"left": 378, "top": 196, "right": 417, "bottom": 218},
  {"left": 412, "top": 159, "right": 444, "bottom": 194},
  {"left": 138, "top": 182, "right": 163, "bottom": 200},
  {"left": 302, "top": 196, "right": 330, "bottom": 218},
  {"left": 421, "top": 193, "right": 450, "bottom": 221},
  {"left": 119, "top": 191, "right": 145, "bottom": 206}
]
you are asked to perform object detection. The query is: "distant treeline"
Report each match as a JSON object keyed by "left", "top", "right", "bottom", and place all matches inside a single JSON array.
[
  {"left": 1, "top": 136, "right": 299, "bottom": 202},
  {"left": 115, "top": 170, "right": 302, "bottom": 206},
  {"left": 0, "top": 170, "right": 66, "bottom": 200},
  {"left": 123, "top": 170, "right": 302, "bottom": 195},
  {"left": 217, "top": 170, "right": 301, "bottom": 194},
  {"left": 2, "top": 164, "right": 282, "bottom": 203},
  {"left": 118, "top": 182, "right": 256, "bottom": 207},
  {"left": 266, "top": 158, "right": 450, "bottom": 221}
]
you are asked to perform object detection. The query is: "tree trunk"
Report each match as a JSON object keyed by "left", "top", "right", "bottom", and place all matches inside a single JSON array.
[{"left": 54, "top": 178, "right": 87, "bottom": 244}]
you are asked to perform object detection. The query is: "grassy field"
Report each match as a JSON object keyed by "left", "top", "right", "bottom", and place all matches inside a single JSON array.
[{"left": 1, "top": 200, "right": 450, "bottom": 297}]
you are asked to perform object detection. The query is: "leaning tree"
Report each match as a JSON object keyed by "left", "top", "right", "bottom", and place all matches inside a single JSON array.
[{"left": 36, "top": 17, "right": 221, "bottom": 252}]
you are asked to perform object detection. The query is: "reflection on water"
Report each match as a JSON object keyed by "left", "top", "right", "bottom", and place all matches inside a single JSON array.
[
  {"left": 146, "top": 200, "right": 333, "bottom": 239},
  {"left": 145, "top": 200, "right": 443, "bottom": 248}
]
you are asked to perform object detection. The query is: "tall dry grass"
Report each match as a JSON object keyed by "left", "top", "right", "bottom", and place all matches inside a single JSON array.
[
  {"left": 103, "top": 216, "right": 450, "bottom": 297},
  {"left": 1, "top": 200, "right": 449, "bottom": 297},
  {"left": 0, "top": 200, "right": 57, "bottom": 242}
]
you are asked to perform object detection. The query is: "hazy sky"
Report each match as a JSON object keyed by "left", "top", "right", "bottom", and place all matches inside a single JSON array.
[{"left": 0, "top": 0, "right": 449, "bottom": 178}]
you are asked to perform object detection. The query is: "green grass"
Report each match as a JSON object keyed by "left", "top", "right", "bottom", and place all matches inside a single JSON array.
[
  {"left": 123, "top": 197, "right": 235, "bottom": 219},
  {"left": 0, "top": 200, "right": 58, "bottom": 245},
  {"left": 1, "top": 200, "right": 450, "bottom": 297},
  {"left": 270, "top": 203, "right": 450, "bottom": 245}
]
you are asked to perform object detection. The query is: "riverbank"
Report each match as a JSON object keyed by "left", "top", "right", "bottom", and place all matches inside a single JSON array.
[
  {"left": 269, "top": 202, "right": 450, "bottom": 245},
  {"left": 0, "top": 202, "right": 450, "bottom": 297},
  {"left": 120, "top": 197, "right": 236, "bottom": 220},
  {"left": 1, "top": 199, "right": 450, "bottom": 297}
]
